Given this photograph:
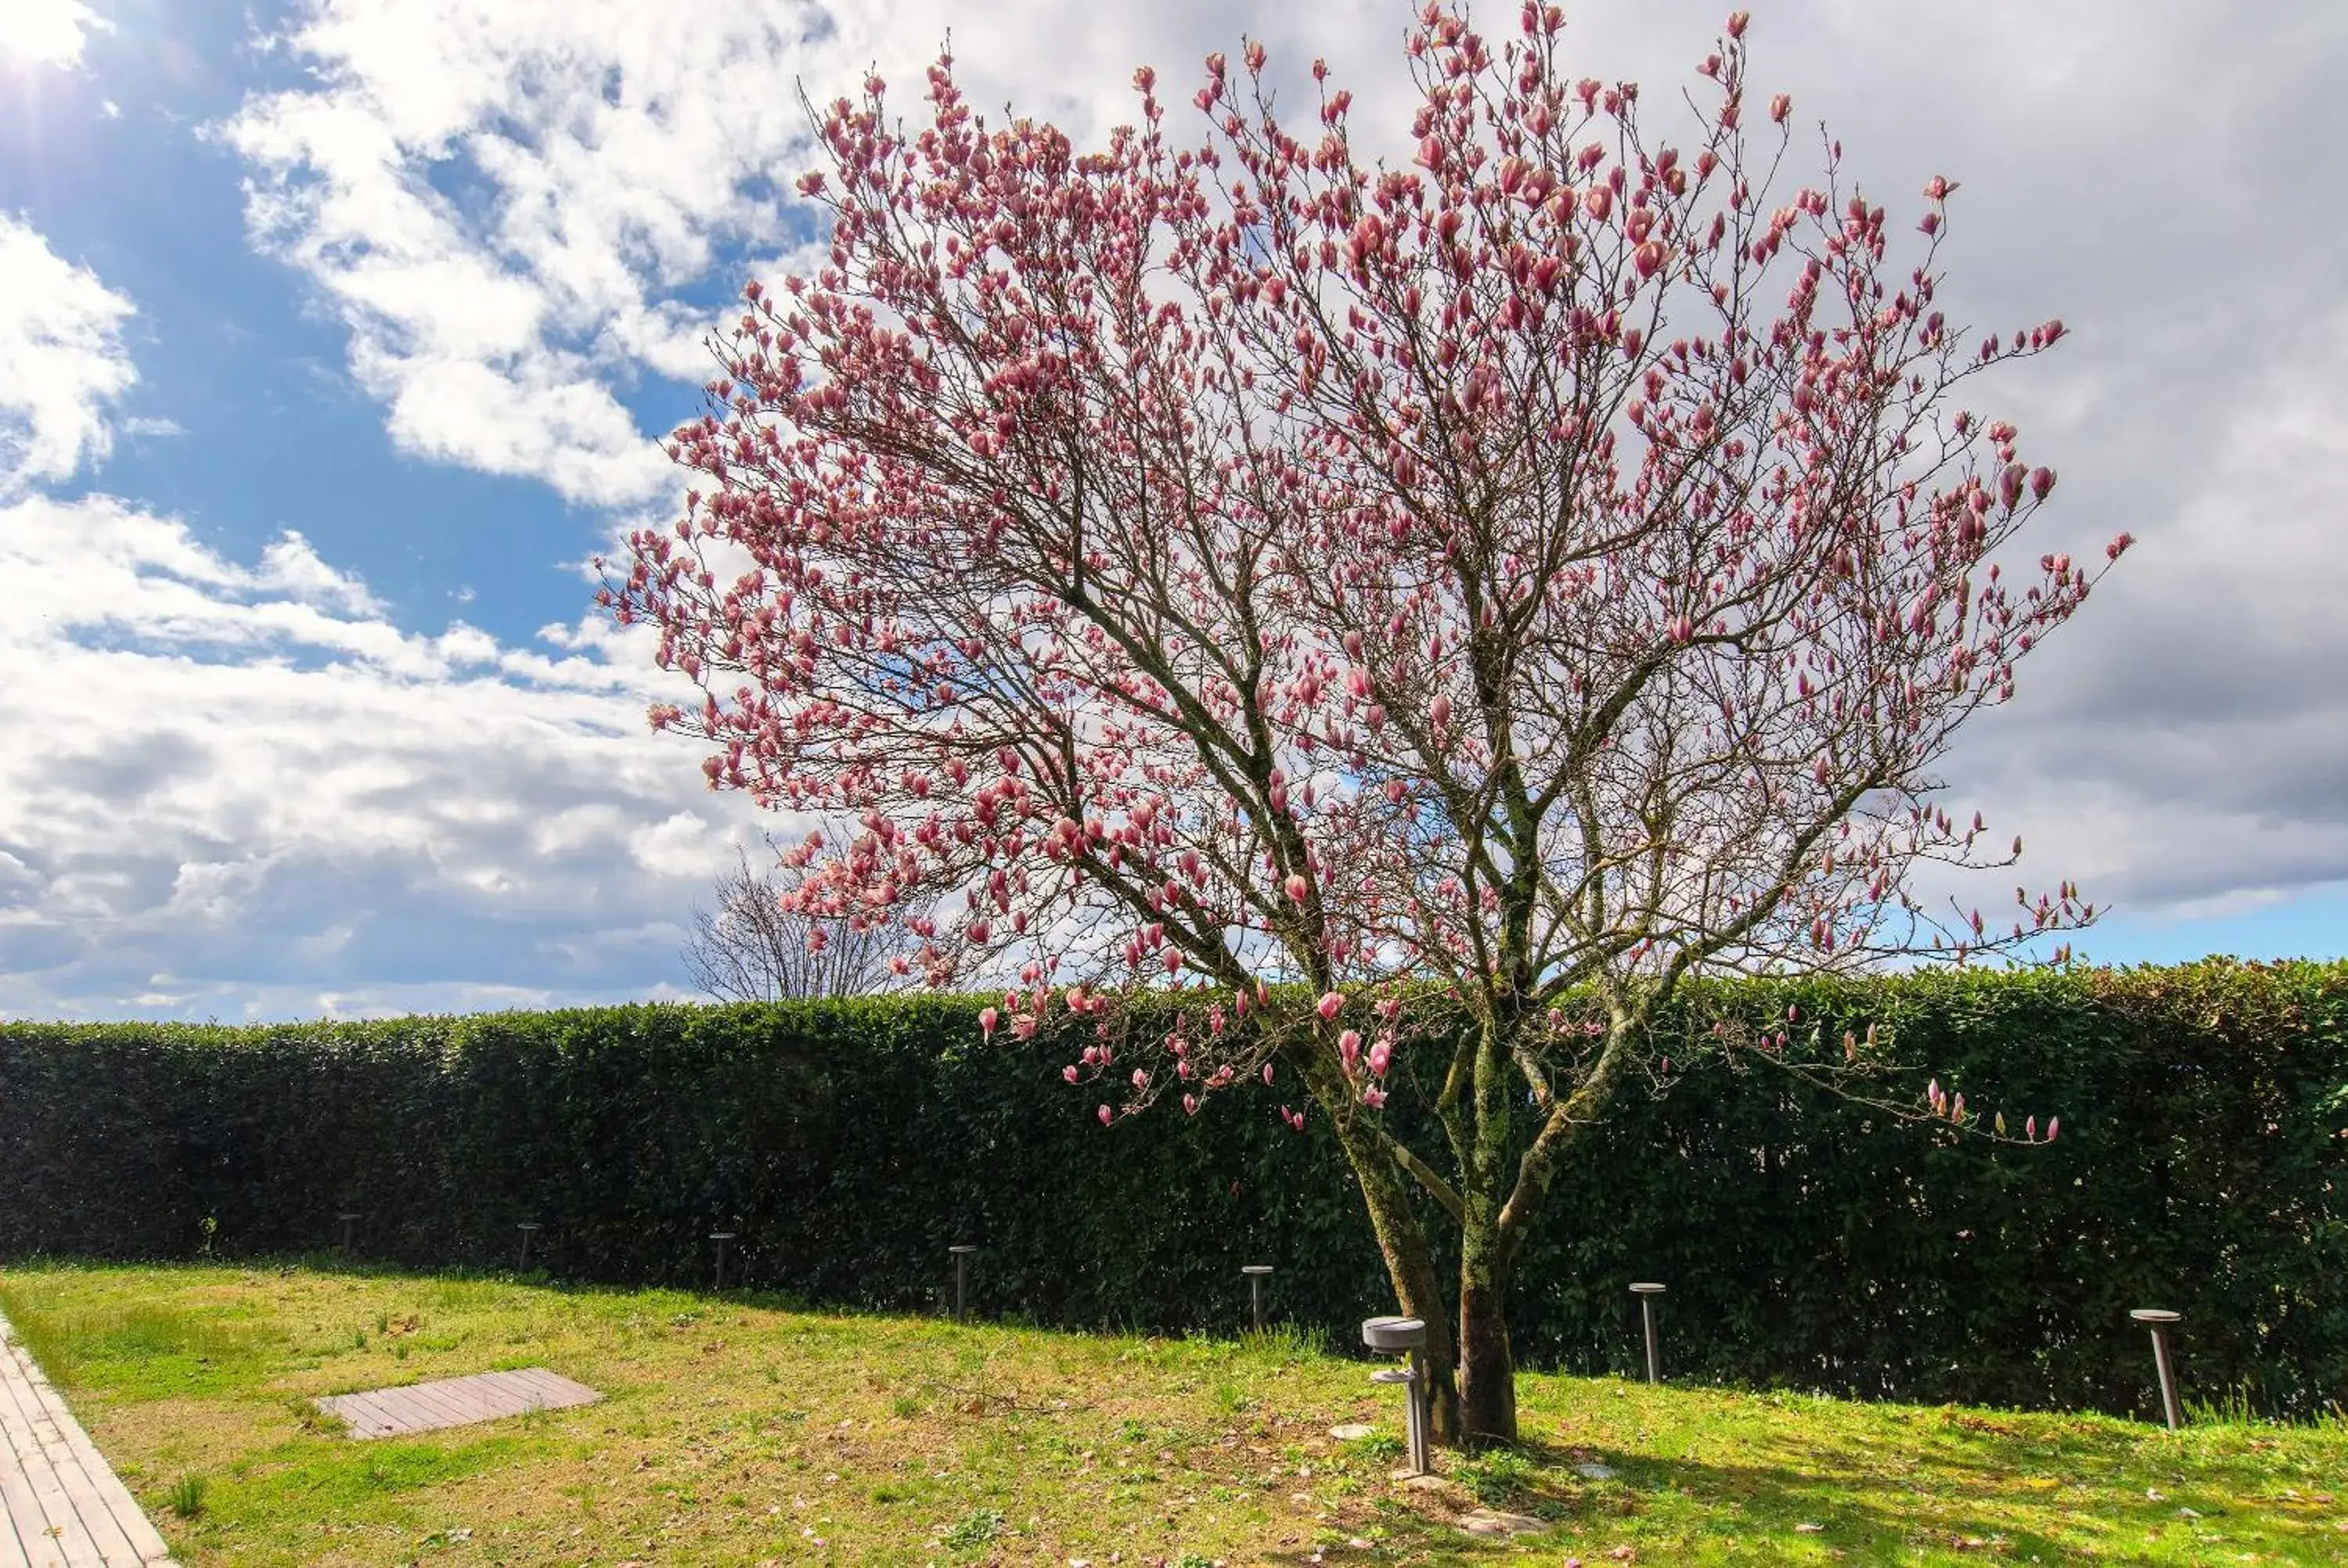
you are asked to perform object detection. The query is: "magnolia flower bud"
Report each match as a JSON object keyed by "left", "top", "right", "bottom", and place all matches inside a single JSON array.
[
  {"left": 980, "top": 1007, "right": 999, "bottom": 1039},
  {"left": 1183, "top": 1094, "right": 1199, "bottom": 1115},
  {"left": 1097, "top": 1104, "right": 1113, "bottom": 1125},
  {"left": 1430, "top": 694, "right": 1453, "bottom": 728},
  {"left": 1063, "top": 1065, "right": 1079, "bottom": 1083},
  {"left": 1339, "top": 1028, "right": 1363, "bottom": 1070},
  {"left": 1770, "top": 92, "right": 1792, "bottom": 122},
  {"left": 1317, "top": 991, "right": 1345, "bottom": 1022},
  {"left": 1286, "top": 873, "right": 1311, "bottom": 903}
]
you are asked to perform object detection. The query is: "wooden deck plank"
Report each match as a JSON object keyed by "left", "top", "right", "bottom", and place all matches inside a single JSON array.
[
  {"left": 315, "top": 1390, "right": 406, "bottom": 1439},
  {"left": 412, "top": 1376, "right": 502, "bottom": 1422},
  {"left": 0, "top": 1311, "right": 175, "bottom": 1567},
  {"left": 2, "top": 1337, "right": 142, "bottom": 1566},
  {"left": 23, "top": 1379, "right": 169, "bottom": 1566},
  {"left": 315, "top": 1368, "right": 601, "bottom": 1440},
  {"left": 4, "top": 1347, "right": 159, "bottom": 1566},
  {"left": 0, "top": 1453, "right": 45, "bottom": 1568},
  {"left": 386, "top": 1378, "right": 492, "bottom": 1428},
  {"left": 0, "top": 1349, "right": 110, "bottom": 1567},
  {"left": 506, "top": 1369, "right": 599, "bottom": 1411}
]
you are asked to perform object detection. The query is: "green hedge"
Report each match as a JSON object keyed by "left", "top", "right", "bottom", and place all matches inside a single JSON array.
[{"left": 2, "top": 962, "right": 2342, "bottom": 1420}]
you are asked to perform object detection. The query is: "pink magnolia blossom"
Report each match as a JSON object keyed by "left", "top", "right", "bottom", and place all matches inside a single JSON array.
[{"left": 1317, "top": 991, "right": 1345, "bottom": 1023}]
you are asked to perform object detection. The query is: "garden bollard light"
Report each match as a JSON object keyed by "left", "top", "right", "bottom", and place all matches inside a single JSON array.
[
  {"left": 711, "top": 1232, "right": 736, "bottom": 1292},
  {"left": 2130, "top": 1309, "right": 2184, "bottom": 1430},
  {"left": 1242, "top": 1264, "right": 1274, "bottom": 1332},
  {"left": 1630, "top": 1282, "right": 1666, "bottom": 1384},
  {"left": 516, "top": 1222, "right": 540, "bottom": 1273},
  {"left": 949, "top": 1245, "right": 979, "bottom": 1321},
  {"left": 1361, "top": 1315, "right": 1431, "bottom": 1476},
  {"left": 335, "top": 1212, "right": 361, "bottom": 1252}
]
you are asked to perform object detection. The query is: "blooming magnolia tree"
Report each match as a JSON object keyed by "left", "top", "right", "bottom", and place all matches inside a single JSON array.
[{"left": 604, "top": 5, "right": 2130, "bottom": 1444}]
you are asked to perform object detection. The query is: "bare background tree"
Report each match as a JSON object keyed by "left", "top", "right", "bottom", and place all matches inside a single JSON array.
[{"left": 682, "top": 844, "right": 919, "bottom": 1002}]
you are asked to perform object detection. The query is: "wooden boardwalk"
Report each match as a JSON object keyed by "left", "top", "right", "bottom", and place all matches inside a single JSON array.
[
  {"left": 0, "top": 1307, "right": 175, "bottom": 1567},
  {"left": 317, "top": 1368, "right": 600, "bottom": 1440}
]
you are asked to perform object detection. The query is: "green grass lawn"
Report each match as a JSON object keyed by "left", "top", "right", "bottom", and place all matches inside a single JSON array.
[{"left": 1, "top": 1261, "right": 2342, "bottom": 1565}]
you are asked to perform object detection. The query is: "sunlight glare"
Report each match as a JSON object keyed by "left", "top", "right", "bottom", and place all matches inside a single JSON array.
[{"left": 0, "top": 1, "right": 106, "bottom": 69}]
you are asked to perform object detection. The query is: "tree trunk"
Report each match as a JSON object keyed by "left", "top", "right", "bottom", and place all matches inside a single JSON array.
[
  {"left": 1457, "top": 1230, "right": 1518, "bottom": 1445},
  {"left": 1323, "top": 1105, "right": 1460, "bottom": 1442},
  {"left": 1456, "top": 1015, "right": 1519, "bottom": 1444}
]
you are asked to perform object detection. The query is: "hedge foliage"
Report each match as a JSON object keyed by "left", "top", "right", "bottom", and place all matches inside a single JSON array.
[{"left": 2, "top": 962, "right": 2342, "bottom": 1419}]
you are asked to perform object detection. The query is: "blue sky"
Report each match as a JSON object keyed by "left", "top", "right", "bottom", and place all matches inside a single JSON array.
[{"left": 2, "top": 0, "right": 2343, "bottom": 1020}]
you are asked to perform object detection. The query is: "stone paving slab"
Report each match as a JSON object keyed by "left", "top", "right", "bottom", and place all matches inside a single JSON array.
[
  {"left": 0, "top": 1306, "right": 176, "bottom": 1566},
  {"left": 317, "top": 1368, "right": 601, "bottom": 1440}
]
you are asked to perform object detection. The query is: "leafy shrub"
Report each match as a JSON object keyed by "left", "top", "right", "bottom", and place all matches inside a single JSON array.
[{"left": 2, "top": 962, "right": 2341, "bottom": 1418}]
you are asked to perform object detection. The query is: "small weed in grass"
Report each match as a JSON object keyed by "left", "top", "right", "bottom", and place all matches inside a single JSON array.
[
  {"left": 939, "top": 1505, "right": 1004, "bottom": 1548},
  {"left": 164, "top": 1473, "right": 207, "bottom": 1519},
  {"left": 1456, "top": 1444, "right": 1539, "bottom": 1505},
  {"left": 1238, "top": 1321, "right": 1326, "bottom": 1361},
  {"left": 284, "top": 1394, "right": 348, "bottom": 1437}
]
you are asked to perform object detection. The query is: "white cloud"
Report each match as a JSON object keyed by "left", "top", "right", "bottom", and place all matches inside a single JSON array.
[
  {"left": 224, "top": 0, "right": 821, "bottom": 507},
  {"left": 0, "top": 212, "right": 136, "bottom": 491},
  {"left": 0, "top": 490, "right": 780, "bottom": 1020},
  {"left": 221, "top": 0, "right": 1405, "bottom": 510},
  {"left": 0, "top": 1, "right": 106, "bottom": 68}
]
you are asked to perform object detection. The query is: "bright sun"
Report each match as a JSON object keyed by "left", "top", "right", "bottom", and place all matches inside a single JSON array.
[{"left": 0, "top": 0, "right": 106, "bottom": 70}]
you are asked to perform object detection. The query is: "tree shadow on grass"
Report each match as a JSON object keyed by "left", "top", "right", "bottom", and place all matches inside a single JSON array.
[{"left": 1255, "top": 1434, "right": 2076, "bottom": 1563}]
